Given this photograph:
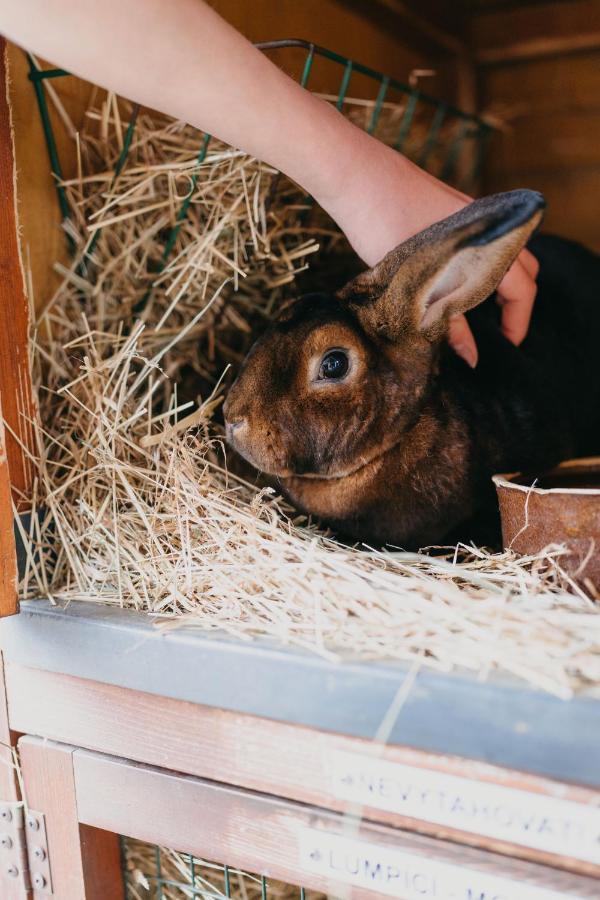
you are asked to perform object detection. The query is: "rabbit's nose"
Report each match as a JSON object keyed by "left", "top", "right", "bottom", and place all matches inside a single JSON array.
[{"left": 225, "top": 417, "right": 247, "bottom": 443}]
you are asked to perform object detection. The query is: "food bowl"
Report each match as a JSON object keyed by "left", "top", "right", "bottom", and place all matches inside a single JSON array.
[{"left": 493, "top": 457, "right": 600, "bottom": 590}]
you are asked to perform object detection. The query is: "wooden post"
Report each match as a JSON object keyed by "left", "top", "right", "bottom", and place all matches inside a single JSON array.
[
  {"left": 0, "top": 407, "right": 18, "bottom": 618},
  {"left": 0, "top": 38, "right": 38, "bottom": 618},
  {"left": 0, "top": 651, "right": 28, "bottom": 899},
  {"left": 18, "top": 737, "right": 124, "bottom": 900},
  {"left": 0, "top": 39, "right": 35, "bottom": 509}
]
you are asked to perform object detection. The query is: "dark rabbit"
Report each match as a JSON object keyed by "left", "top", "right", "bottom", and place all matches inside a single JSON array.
[{"left": 224, "top": 190, "right": 600, "bottom": 548}]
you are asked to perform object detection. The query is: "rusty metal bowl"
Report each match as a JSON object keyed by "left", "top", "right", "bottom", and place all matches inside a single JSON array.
[{"left": 493, "top": 457, "right": 600, "bottom": 590}]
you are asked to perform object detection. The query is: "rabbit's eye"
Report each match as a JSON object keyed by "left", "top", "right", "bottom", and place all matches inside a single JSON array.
[{"left": 318, "top": 349, "right": 349, "bottom": 381}]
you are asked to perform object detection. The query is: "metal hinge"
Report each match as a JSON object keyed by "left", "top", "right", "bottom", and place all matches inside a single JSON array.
[{"left": 0, "top": 802, "right": 53, "bottom": 894}]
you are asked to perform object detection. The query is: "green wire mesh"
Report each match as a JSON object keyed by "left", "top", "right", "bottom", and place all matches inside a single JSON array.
[
  {"left": 121, "top": 838, "right": 320, "bottom": 900},
  {"left": 28, "top": 39, "right": 491, "bottom": 306}
]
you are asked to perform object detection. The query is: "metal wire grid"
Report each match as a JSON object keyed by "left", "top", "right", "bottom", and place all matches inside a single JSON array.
[
  {"left": 27, "top": 39, "right": 492, "bottom": 287},
  {"left": 120, "top": 838, "right": 316, "bottom": 900}
]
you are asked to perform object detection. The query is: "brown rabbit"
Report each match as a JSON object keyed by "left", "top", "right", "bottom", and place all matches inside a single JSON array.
[{"left": 223, "top": 190, "right": 600, "bottom": 547}]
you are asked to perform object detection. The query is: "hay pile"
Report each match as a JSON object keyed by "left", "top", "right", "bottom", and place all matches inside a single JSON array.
[
  {"left": 20, "top": 88, "right": 600, "bottom": 698},
  {"left": 122, "top": 837, "right": 323, "bottom": 900}
]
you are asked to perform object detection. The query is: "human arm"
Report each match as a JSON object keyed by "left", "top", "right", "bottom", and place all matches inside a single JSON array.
[{"left": 0, "top": 0, "right": 538, "bottom": 364}]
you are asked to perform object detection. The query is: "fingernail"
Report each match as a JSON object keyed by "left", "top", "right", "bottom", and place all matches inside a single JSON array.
[{"left": 455, "top": 343, "right": 478, "bottom": 369}]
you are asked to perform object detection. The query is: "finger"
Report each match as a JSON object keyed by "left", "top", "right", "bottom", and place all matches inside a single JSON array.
[
  {"left": 448, "top": 315, "right": 478, "bottom": 368},
  {"left": 497, "top": 257, "right": 538, "bottom": 345},
  {"left": 518, "top": 247, "right": 539, "bottom": 280}
]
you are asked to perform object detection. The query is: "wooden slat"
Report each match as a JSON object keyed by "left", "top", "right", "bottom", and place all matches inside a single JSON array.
[
  {"left": 4, "top": 44, "right": 93, "bottom": 318},
  {"left": 0, "top": 40, "right": 35, "bottom": 512},
  {"left": 18, "top": 737, "right": 124, "bottom": 900},
  {"left": 338, "top": 0, "right": 466, "bottom": 55},
  {"left": 0, "top": 652, "right": 28, "bottom": 900},
  {"left": 471, "top": 0, "right": 600, "bottom": 63},
  {"left": 0, "top": 405, "right": 18, "bottom": 618},
  {"left": 486, "top": 112, "right": 600, "bottom": 176},
  {"left": 72, "top": 745, "right": 600, "bottom": 898},
  {"left": 486, "top": 167, "right": 600, "bottom": 253},
  {"left": 482, "top": 51, "right": 600, "bottom": 115},
  {"left": 6, "top": 663, "right": 600, "bottom": 877}
]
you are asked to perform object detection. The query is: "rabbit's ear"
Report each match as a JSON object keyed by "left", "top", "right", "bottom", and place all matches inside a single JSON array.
[{"left": 339, "top": 190, "right": 545, "bottom": 342}]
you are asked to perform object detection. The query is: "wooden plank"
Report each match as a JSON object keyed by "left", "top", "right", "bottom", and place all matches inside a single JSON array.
[
  {"left": 0, "top": 40, "right": 35, "bottom": 514},
  {"left": 0, "top": 654, "right": 19, "bottom": 802},
  {"left": 18, "top": 737, "right": 124, "bottom": 900},
  {"left": 4, "top": 44, "right": 93, "bottom": 318},
  {"left": 471, "top": 0, "right": 600, "bottom": 64},
  {"left": 4, "top": 600, "right": 600, "bottom": 788},
  {"left": 481, "top": 51, "right": 600, "bottom": 115},
  {"left": 0, "top": 652, "right": 28, "bottom": 900},
  {"left": 477, "top": 31, "right": 600, "bottom": 64},
  {"left": 7, "top": 664, "right": 600, "bottom": 877},
  {"left": 336, "top": 0, "right": 466, "bottom": 55},
  {"left": 486, "top": 112, "right": 600, "bottom": 176},
  {"left": 0, "top": 403, "right": 18, "bottom": 618},
  {"left": 73, "top": 746, "right": 600, "bottom": 898},
  {"left": 485, "top": 167, "right": 600, "bottom": 254}
]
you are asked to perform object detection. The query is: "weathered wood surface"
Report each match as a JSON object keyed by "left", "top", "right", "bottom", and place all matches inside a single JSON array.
[
  {"left": 471, "top": 0, "right": 600, "bottom": 63},
  {"left": 0, "top": 406, "right": 18, "bottom": 618},
  {"left": 0, "top": 652, "right": 29, "bottom": 899},
  {"left": 73, "top": 745, "right": 600, "bottom": 898},
  {"left": 0, "top": 41, "right": 35, "bottom": 510},
  {"left": 6, "top": 663, "right": 600, "bottom": 877},
  {"left": 476, "top": 13, "right": 600, "bottom": 251},
  {"left": 18, "top": 737, "right": 124, "bottom": 900},
  {"left": 0, "top": 40, "right": 35, "bottom": 621}
]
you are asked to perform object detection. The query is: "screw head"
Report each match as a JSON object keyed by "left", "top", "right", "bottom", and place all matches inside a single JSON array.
[
  {"left": 0, "top": 834, "right": 13, "bottom": 849},
  {"left": 32, "top": 872, "right": 47, "bottom": 889},
  {"left": 26, "top": 814, "right": 39, "bottom": 832},
  {"left": 0, "top": 808, "right": 12, "bottom": 823},
  {"left": 6, "top": 863, "right": 19, "bottom": 878},
  {"left": 33, "top": 845, "right": 46, "bottom": 861}
]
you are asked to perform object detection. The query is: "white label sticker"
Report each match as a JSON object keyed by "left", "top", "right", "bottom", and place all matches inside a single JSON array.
[
  {"left": 330, "top": 751, "right": 600, "bottom": 864},
  {"left": 298, "top": 828, "right": 585, "bottom": 900}
]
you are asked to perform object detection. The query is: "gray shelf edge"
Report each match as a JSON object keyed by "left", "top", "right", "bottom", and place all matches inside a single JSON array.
[{"left": 1, "top": 600, "right": 600, "bottom": 788}]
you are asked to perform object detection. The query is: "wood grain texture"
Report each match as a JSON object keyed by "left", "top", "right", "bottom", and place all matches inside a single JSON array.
[
  {"left": 6, "top": 663, "right": 600, "bottom": 877},
  {"left": 0, "top": 404, "right": 18, "bottom": 618},
  {"left": 18, "top": 737, "right": 124, "bottom": 900},
  {"left": 471, "top": 0, "right": 600, "bottom": 63},
  {"left": 0, "top": 653, "right": 19, "bottom": 799},
  {"left": 477, "top": 25, "right": 600, "bottom": 252},
  {"left": 0, "top": 40, "right": 35, "bottom": 514},
  {"left": 486, "top": 112, "right": 600, "bottom": 176},
  {"left": 5, "top": 44, "right": 94, "bottom": 317},
  {"left": 482, "top": 51, "right": 600, "bottom": 114},
  {"left": 0, "top": 652, "right": 28, "bottom": 900},
  {"left": 484, "top": 153, "right": 600, "bottom": 254},
  {"left": 73, "top": 747, "right": 600, "bottom": 898}
]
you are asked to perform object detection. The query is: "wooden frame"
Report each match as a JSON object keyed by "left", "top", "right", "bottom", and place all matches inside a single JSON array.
[
  {"left": 471, "top": 0, "right": 600, "bottom": 64},
  {"left": 0, "top": 39, "right": 36, "bottom": 619},
  {"left": 0, "top": 601, "right": 599, "bottom": 898},
  {"left": 10, "top": 736, "right": 600, "bottom": 899},
  {"left": 0, "top": 651, "right": 27, "bottom": 900},
  {"left": 4, "top": 601, "right": 600, "bottom": 787},
  {"left": 18, "top": 739, "right": 122, "bottom": 899},
  {"left": 5, "top": 663, "right": 600, "bottom": 878}
]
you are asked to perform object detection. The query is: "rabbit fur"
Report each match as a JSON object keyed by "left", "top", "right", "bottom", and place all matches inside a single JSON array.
[{"left": 224, "top": 190, "right": 600, "bottom": 548}]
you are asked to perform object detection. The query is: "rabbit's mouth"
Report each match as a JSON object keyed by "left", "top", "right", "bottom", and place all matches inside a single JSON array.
[{"left": 226, "top": 423, "right": 293, "bottom": 477}]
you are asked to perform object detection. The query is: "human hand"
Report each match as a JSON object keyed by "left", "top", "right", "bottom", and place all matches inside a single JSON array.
[
  {"left": 448, "top": 247, "right": 539, "bottom": 368},
  {"left": 317, "top": 134, "right": 539, "bottom": 368}
]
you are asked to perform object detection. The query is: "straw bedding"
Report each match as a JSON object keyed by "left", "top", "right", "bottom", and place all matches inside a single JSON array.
[{"left": 20, "top": 89, "right": 600, "bottom": 698}]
